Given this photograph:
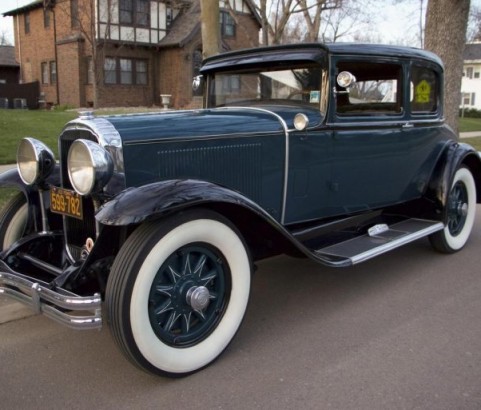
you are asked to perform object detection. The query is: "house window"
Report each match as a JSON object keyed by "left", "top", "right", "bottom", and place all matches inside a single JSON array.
[
  {"left": 466, "top": 67, "right": 474, "bottom": 79},
  {"left": 104, "top": 58, "right": 117, "bottom": 84},
  {"left": 50, "top": 61, "right": 57, "bottom": 84},
  {"left": 87, "top": 57, "right": 94, "bottom": 84},
  {"left": 475, "top": 71, "right": 480, "bottom": 79},
  {"left": 136, "top": 0, "right": 150, "bottom": 26},
  {"left": 120, "top": 59, "right": 133, "bottom": 84},
  {"left": 104, "top": 57, "right": 149, "bottom": 85},
  {"left": 44, "top": 9, "right": 51, "bottom": 28},
  {"left": 136, "top": 60, "right": 147, "bottom": 85},
  {"left": 220, "top": 11, "right": 235, "bottom": 37},
  {"left": 462, "top": 92, "right": 476, "bottom": 106},
  {"left": 25, "top": 12, "right": 30, "bottom": 34},
  {"left": 120, "top": 0, "right": 150, "bottom": 27},
  {"left": 41, "top": 62, "right": 49, "bottom": 84},
  {"left": 71, "top": 0, "right": 79, "bottom": 28}
]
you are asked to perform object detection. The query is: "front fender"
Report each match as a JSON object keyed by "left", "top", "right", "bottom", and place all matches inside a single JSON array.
[
  {"left": 0, "top": 165, "right": 61, "bottom": 194},
  {"left": 96, "top": 179, "right": 277, "bottom": 226}
]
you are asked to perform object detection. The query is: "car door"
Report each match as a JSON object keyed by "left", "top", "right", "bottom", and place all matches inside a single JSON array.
[{"left": 328, "top": 57, "right": 445, "bottom": 216}]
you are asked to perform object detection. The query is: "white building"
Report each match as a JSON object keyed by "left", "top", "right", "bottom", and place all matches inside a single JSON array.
[{"left": 461, "top": 42, "right": 481, "bottom": 110}]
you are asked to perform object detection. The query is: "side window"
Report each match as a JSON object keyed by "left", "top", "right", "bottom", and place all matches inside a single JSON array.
[
  {"left": 336, "top": 62, "right": 402, "bottom": 116},
  {"left": 411, "top": 65, "right": 438, "bottom": 114}
]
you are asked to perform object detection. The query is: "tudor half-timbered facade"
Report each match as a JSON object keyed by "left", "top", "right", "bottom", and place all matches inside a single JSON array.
[{"left": 3, "top": 0, "right": 260, "bottom": 108}]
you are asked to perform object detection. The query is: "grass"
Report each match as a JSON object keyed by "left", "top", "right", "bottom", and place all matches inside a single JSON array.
[
  {"left": 0, "top": 107, "right": 164, "bottom": 164},
  {"left": 0, "top": 110, "right": 77, "bottom": 164},
  {"left": 459, "top": 117, "right": 481, "bottom": 133}
]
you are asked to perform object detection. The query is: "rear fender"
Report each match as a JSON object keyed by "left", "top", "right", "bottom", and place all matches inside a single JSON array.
[{"left": 427, "top": 141, "right": 481, "bottom": 220}]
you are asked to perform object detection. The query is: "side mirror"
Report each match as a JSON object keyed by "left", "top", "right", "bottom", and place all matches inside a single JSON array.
[{"left": 192, "top": 75, "right": 204, "bottom": 92}]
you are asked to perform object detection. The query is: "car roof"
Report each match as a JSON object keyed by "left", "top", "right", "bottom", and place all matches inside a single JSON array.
[{"left": 201, "top": 43, "right": 443, "bottom": 73}]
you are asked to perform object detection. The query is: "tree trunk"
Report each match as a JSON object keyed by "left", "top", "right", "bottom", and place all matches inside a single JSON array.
[
  {"left": 424, "top": 0, "right": 470, "bottom": 135},
  {"left": 200, "top": 0, "right": 220, "bottom": 59}
]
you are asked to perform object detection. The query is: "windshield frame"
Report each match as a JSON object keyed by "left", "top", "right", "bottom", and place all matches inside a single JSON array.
[{"left": 205, "top": 61, "right": 328, "bottom": 114}]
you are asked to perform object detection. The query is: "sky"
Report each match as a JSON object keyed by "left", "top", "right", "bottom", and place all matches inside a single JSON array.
[{"left": 1, "top": 0, "right": 481, "bottom": 47}]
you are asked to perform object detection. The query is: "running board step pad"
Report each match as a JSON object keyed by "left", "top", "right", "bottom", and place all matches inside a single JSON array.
[{"left": 315, "top": 219, "right": 444, "bottom": 265}]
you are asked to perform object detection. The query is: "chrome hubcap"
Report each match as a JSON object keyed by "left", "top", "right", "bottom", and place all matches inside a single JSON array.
[{"left": 186, "top": 286, "right": 211, "bottom": 311}]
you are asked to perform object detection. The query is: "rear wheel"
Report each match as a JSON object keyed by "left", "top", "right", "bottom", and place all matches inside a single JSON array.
[
  {"left": 106, "top": 210, "right": 252, "bottom": 376},
  {"left": 429, "top": 167, "right": 476, "bottom": 253},
  {"left": 0, "top": 192, "right": 28, "bottom": 251}
]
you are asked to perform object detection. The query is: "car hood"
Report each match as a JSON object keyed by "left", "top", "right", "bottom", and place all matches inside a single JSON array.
[{"left": 102, "top": 106, "right": 323, "bottom": 143}]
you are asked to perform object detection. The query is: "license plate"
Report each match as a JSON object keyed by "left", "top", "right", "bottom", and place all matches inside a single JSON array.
[{"left": 50, "top": 187, "right": 83, "bottom": 219}]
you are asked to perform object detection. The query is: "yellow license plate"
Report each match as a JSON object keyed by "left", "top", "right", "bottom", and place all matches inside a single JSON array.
[{"left": 50, "top": 187, "right": 83, "bottom": 219}]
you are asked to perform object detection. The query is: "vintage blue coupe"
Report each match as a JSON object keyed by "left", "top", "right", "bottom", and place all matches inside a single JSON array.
[{"left": 1, "top": 43, "right": 480, "bottom": 376}]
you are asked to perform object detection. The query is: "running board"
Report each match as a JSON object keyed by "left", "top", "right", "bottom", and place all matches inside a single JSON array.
[{"left": 315, "top": 219, "right": 444, "bottom": 266}]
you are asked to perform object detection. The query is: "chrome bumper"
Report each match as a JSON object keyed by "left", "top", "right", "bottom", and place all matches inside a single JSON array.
[{"left": 0, "top": 261, "right": 102, "bottom": 330}]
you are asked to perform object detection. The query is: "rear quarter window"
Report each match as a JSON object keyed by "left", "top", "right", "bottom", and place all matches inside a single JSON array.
[{"left": 410, "top": 65, "right": 439, "bottom": 114}]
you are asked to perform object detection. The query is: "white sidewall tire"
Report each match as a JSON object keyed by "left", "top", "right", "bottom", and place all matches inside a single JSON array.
[
  {"left": 1, "top": 196, "right": 28, "bottom": 250},
  {"left": 443, "top": 167, "right": 476, "bottom": 251},
  {"left": 129, "top": 218, "right": 251, "bottom": 374}
]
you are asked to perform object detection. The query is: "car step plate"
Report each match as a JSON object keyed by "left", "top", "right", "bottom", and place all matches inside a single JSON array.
[{"left": 316, "top": 219, "right": 444, "bottom": 265}]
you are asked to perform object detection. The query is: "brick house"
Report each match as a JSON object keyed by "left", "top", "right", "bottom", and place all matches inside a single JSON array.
[{"left": 3, "top": 0, "right": 260, "bottom": 109}]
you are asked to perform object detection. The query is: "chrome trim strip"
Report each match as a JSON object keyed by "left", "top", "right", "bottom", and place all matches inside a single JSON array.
[
  {"left": 326, "top": 118, "right": 442, "bottom": 128},
  {"left": 123, "top": 130, "right": 283, "bottom": 146},
  {"left": 0, "top": 267, "right": 102, "bottom": 330},
  {"left": 218, "top": 107, "right": 291, "bottom": 224}
]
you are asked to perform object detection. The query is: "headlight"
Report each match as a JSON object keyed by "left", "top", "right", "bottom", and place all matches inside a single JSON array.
[
  {"left": 293, "top": 113, "right": 309, "bottom": 131},
  {"left": 17, "top": 138, "right": 55, "bottom": 185},
  {"left": 68, "top": 139, "right": 113, "bottom": 195}
]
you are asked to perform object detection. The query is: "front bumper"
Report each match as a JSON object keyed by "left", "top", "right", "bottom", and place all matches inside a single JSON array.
[{"left": 0, "top": 260, "right": 102, "bottom": 329}]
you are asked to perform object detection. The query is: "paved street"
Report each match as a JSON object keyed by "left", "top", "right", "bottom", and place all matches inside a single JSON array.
[{"left": 1, "top": 207, "right": 481, "bottom": 409}]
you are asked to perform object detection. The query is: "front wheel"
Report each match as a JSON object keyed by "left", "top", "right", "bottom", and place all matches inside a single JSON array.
[
  {"left": 106, "top": 210, "right": 252, "bottom": 376},
  {"left": 429, "top": 166, "right": 477, "bottom": 253},
  {"left": 0, "top": 192, "right": 28, "bottom": 251}
]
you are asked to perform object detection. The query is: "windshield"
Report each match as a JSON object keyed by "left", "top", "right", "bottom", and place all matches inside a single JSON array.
[{"left": 207, "top": 64, "right": 323, "bottom": 109}]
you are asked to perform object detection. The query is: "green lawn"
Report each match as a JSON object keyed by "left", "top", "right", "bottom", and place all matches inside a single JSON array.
[
  {"left": 459, "top": 117, "right": 481, "bottom": 133},
  {"left": 0, "top": 110, "right": 77, "bottom": 164}
]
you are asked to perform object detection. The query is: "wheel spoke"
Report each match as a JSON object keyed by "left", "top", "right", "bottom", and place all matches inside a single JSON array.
[
  {"left": 154, "top": 299, "right": 173, "bottom": 316},
  {"left": 182, "top": 312, "right": 192, "bottom": 333},
  {"left": 168, "top": 266, "right": 181, "bottom": 284},
  {"left": 182, "top": 252, "right": 193, "bottom": 276},
  {"left": 154, "top": 285, "right": 174, "bottom": 297},
  {"left": 200, "top": 269, "right": 217, "bottom": 286},
  {"left": 164, "top": 311, "right": 181, "bottom": 332},
  {"left": 193, "top": 254, "right": 207, "bottom": 276},
  {"left": 194, "top": 309, "right": 206, "bottom": 321}
]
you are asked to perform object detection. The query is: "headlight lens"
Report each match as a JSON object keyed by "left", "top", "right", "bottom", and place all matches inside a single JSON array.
[
  {"left": 68, "top": 139, "right": 113, "bottom": 195},
  {"left": 17, "top": 138, "right": 55, "bottom": 185}
]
